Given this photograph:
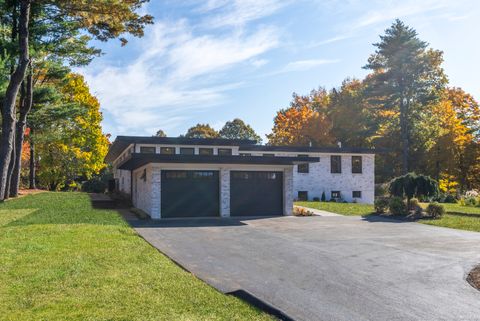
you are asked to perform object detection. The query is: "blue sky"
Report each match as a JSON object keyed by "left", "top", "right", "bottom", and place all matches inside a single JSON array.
[{"left": 79, "top": 0, "right": 480, "bottom": 140}]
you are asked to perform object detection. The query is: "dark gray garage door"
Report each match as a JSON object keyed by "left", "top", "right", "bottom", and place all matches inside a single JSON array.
[
  {"left": 161, "top": 170, "right": 219, "bottom": 218},
  {"left": 230, "top": 171, "right": 283, "bottom": 216}
]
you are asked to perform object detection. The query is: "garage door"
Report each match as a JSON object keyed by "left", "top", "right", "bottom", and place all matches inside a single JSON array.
[
  {"left": 161, "top": 170, "right": 219, "bottom": 218},
  {"left": 230, "top": 171, "right": 283, "bottom": 216}
]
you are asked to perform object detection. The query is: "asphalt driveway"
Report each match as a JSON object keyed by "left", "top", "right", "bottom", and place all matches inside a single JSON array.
[{"left": 131, "top": 215, "right": 480, "bottom": 321}]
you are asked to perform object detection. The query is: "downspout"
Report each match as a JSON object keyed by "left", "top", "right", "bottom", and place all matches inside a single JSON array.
[{"left": 130, "top": 143, "right": 136, "bottom": 202}]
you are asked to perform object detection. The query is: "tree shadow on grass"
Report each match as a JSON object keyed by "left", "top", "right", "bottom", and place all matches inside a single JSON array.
[
  {"left": 447, "top": 212, "right": 480, "bottom": 218},
  {"left": 2, "top": 193, "right": 128, "bottom": 228},
  {"left": 361, "top": 213, "right": 412, "bottom": 224}
]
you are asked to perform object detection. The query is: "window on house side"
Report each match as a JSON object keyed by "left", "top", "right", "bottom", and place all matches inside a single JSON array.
[
  {"left": 297, "top": 154, "right": 309, "bottom": 173},
  {"left": 199, "top": 148, "right": 213, "bottom": 155},
  {"left": 331, "top": 155, "right": 342, "bottom": 173},
  {"left": 263, "top": 153, "right": 275, "bottom": 157},
  {"left": 331, "top": 191, "right": 341, "bottom": 199},
  {"left": 140, "top": 146, "right": 156, "bottom": 154},
  {"left": 352, "top": 156, "right": 362, "bottom": 174},
  {"left": 298, "top": 191, "right": 308, "bottom": 201},
  {"left": 218, "top": 148, "right": 232, "bottom": 156},
  {"left": 180, "top": 147, "right": 194, "bottom": 155},
  {"left": 352, "top": 191, "right": 362, "bottom": 198},
  {"left": 160, "top": 147, "right": 175, "bottom": 155}
]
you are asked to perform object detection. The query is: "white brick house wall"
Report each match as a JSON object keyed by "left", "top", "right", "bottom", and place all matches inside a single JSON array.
[
  {"left": 240, "top": 150, "right": 375, "bottom": 204},
  {"left": 292, "top": 153, "right": 374, "bottom": 204},
  {"left": 132, "top": 165, "right": 152, "bottom": 215}
]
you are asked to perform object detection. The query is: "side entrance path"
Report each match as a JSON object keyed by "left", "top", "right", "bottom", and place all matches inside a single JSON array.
[{"left": 130, "top": 215, "right": 480, "bottom": 321}]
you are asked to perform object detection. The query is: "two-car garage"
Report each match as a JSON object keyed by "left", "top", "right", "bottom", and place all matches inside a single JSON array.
[{"left": 160, "top": 170, "right": 284, "bottom": 218}]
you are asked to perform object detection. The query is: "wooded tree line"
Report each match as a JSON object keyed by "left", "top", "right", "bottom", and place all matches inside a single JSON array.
[
  {"left": 164, "top": 20, "right": 479, "bottom": 192},
  {"left": 267, "top": 20, "right": 480, "bottom": 191},
  {"left": 0, "top": 0, "right": 152, "bottom": 200}
]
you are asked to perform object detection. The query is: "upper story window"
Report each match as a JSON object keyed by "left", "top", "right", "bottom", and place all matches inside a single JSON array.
[
  {"left": 199, "top": 148, "right": 214, "bottom": 155},
  {"left": 331, "top": 155, "right": 342, "bottom": 173},
  {"left": 297, "top": 154, "right": 309, "bottom": 173},
  {"left": 352, "top": 156, "right": 363, "bottom": 174},
  {"left": 160, "top": 147, "right": 175, "bottom": 155},
  {"left": 140, "top": 146, "right": 155, "bottom": 154},
  {"left": 218, "top": 148, "right": 232, "bottom": 156},
  {"left": 180, "top": 147, "right": 194, "bottom": 155}
]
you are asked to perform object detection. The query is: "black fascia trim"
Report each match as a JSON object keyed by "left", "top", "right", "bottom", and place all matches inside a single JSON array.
[
  {"left": 118, "top": 154, "right": 320, "bottom": 170},
  {"left": 239, "top": 145, "right": 378, "bottom": 154},
  {"left": 106, "top": 136, "right": 257, "bottom": 163}
]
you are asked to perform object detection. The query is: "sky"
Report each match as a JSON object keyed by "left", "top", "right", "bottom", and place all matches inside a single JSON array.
[{"left": 79, "top": 0, "right": 480, "bottom": 140}]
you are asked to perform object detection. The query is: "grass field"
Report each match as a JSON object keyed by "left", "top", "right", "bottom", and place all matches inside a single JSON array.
[
  {"left": 0, "top": 192, "right": 271, "bottom": 321},
  {"left": 295, "top": 201, "right": 375, "bottom": 216},
  {"left": 419, "top": 202, "right": 480, "bottom": 232},
  {"left": 296, "top": 200, "right": 480, "bottom": 232}
]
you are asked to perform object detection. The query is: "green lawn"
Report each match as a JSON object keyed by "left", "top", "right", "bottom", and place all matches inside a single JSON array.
[
  {"left": 0, "top": 192, "right": 271, "bottom": 321},
  {"left": 419, "top": 202, "right": 480, "bottom": 232},
  {"left": 423, "top": 202, "right": 480, "bottom": 215},
  {"left": 295, "top": 201, "right": 374, "bottom": 216},
  {"left": 296, "top": 200, "right": 480, "bottom": 232}
]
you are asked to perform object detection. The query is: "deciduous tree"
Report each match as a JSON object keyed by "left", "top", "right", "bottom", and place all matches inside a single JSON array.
[
  {"left": 219, "top": 118, "right": 262, "bottom": 143},
  {"left": 267, "top": 105, "right": 334, "bottom": 146},
  {"left": 184, "top": 124, "right": 219, "bottom": 139},
  {"left": 0, "top": 0, "right": 153, "bottom": 200}
]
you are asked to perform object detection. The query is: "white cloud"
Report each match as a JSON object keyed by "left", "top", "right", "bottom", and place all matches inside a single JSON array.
[
  {"left": 275, "top": 59, "right": 339, "bottom": 74},
  {"left": 352, "top": 0, "right": 449, "bottom": 29},
  {"left": 251, "top": 58, "right": 269, "bottom": 67},
  {"left": 202, "top": 0, "right": 290, "bottom": 28},
  {"left": 305, "top": 34, "right": 351, "bottom": 49},
  {"left": 82, "top": 18, "right": 279, "bottom": 136}
]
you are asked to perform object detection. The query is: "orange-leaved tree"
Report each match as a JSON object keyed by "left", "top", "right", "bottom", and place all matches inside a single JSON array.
[{"left": 267, "top": 105, "right": 334, "bottom": 146}]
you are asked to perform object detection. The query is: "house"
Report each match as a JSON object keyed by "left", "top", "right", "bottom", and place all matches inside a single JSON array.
[{"left": 105, "top": 136, "right": 375, "bottom": 219}]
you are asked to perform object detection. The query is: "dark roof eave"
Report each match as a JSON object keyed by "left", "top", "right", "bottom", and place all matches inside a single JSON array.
[
  {"left": 105, "top": 136, "right": 258, "bottom": 163},
  {"left": 239, "top": 145, "right": 379, "bottom": 154},
  {"left": 118, "top": 154, "right": 320, "bottom": 171}
]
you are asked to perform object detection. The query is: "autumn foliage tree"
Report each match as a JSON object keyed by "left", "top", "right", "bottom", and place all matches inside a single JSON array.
[
  {"left": 0, "top": 0, "right": 152, "bottom": 199},
  {"left": 266, "top": 20, "right": 479, "bottom": 192},
  {"left": 33, "top": 74, "right": 109, "bottom": 190},
  {"left": 267, "top": 105, "right": 334, "bottom": 146}
]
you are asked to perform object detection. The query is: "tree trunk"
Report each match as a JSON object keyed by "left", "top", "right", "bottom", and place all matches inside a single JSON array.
[
  {"left": 10, "top": 68, "right": 33, "bottom": 197},
  {"left": 0, "top": 0, "right": 30, "bottom": 201},
  {"left": 4, "top": 126, "right": 16, "bottom": 200},
  {"left": 29, "top": 129, "right": 36, "bottom": 189},
  {"left": 399, "top": 97, "right": 409, "bottom": 174}
]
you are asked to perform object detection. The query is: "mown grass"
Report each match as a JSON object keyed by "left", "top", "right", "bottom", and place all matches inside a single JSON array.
[
  {"left": 295, "top": 201, "right": 374, "bottom": 216},
  {"left": 419, "top": 202, "right": 480, "bottom": 232},
  {"left": 424, "top": 202, "right": 480, "bottom": 215},
  {"left": 297, "top": 200, "right": 480, "bottom": 232},
  {"left": 0, "top": 192, "right": 271, "bottom": 321}
]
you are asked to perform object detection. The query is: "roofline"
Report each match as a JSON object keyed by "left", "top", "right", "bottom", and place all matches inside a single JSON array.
[
  {"left": 118, "top": 154, "right": 320, "bottom": 171},
  {"left": 105, "top": 136, "right": 257, "bottom": 163},
  {"left": 239, "top": 145, "right": 378, "bottom": 154}
]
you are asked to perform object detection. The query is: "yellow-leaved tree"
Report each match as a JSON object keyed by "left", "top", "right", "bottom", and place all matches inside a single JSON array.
[{"left": 36, "top": 73, "right": 109, "bottom": 190}]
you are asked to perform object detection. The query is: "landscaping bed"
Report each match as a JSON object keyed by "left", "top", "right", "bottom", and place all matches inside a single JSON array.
[{"left": 0, "top": 192, "right": 271, "bottom": 320}]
